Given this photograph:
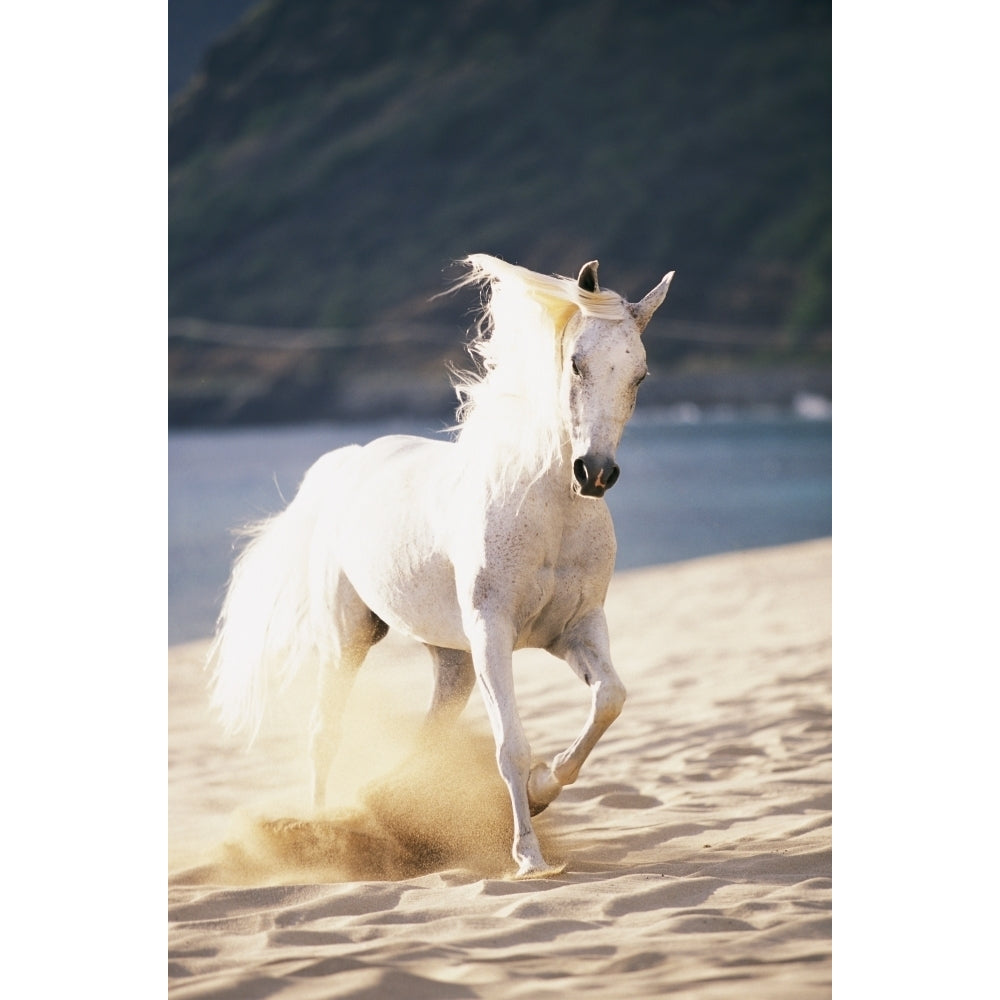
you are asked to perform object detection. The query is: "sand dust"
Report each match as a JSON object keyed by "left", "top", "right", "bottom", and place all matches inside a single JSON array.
[{"left": 173, "top": 715, "right": 549, "bottom": 886}]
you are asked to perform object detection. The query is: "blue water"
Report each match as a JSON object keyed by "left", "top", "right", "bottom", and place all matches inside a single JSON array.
[{"left": 168, "top": 411, "right": 831, "bottom": 644}]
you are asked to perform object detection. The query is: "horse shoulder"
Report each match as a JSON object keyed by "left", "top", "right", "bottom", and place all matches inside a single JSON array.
[{"left": 450, "top": 481, "right": 615, "bottom": 652}]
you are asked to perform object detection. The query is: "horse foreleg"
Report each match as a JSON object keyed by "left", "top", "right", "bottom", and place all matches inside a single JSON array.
[
  {"left": 468, "top": 617, "right": 565, "bottom": 879},
  {"left": 529, "top": 609, "right": 626, "bottom": 814}
]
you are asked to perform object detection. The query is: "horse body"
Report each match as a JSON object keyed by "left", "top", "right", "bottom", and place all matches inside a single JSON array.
[
  {"left": 209, "top": 254, "right": 674, "bottom": 878},
  {"left": 336, "top": 433, "right": 615, "bottom": 650}
]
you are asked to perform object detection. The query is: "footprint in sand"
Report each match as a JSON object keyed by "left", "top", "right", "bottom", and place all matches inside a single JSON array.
[{"left": 597, "top": 791, "right": 662, "bottom": 810}]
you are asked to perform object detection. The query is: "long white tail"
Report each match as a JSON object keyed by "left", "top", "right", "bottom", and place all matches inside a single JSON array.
[{"left": 207, "top": 445, "right": 362, "bottom": 741}]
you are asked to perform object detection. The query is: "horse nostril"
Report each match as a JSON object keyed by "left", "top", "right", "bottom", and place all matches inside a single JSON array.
[
  {"left": 606, "top": 464, "right": 620, "bottom": 490},
  {"left": 573, "top": 458, "right": 589, "bottom": 486}
]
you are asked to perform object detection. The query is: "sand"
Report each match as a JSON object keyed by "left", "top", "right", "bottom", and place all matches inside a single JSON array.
[{"left": 168, "top": 538, "right": 831, "bottom": 998}]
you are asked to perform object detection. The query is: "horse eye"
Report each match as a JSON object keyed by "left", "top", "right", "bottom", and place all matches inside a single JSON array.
[
  {"left": 571, "top": 356, "right": 582, "bottom": 377},
  {"left": 635, "top": 370, "right": 648, "bottom": 386}
]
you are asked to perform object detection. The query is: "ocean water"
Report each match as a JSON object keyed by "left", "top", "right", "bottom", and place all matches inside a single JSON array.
[{"left": 168, "top": 410, "right": 831, "bottom": 644}]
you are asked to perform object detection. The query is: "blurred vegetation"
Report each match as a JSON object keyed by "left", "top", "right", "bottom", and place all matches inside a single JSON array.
[{"left": 169, "top": 0, "right": 830, "bottom": 425}]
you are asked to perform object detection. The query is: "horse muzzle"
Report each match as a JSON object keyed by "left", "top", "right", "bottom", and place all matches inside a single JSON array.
[{"left": 573, "top": 455, "right": 620, "bottom": 498}]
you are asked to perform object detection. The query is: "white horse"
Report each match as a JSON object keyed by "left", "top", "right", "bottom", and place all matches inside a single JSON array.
[{"left": 208, "top": 254, "right": 674, "bottom": 878}]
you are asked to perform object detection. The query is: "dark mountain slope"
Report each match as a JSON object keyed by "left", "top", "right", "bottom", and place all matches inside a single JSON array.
[
  {"left": 169, "top": 0, "right": 260, "bottom": 96},
  {"left": 169, "top": 0, "right": 830, "bottom": 424}
]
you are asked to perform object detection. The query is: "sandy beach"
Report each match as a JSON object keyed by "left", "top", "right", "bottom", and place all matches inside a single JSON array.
[{"left": 169, "top": 538, "right": 831, "bottom": 998}]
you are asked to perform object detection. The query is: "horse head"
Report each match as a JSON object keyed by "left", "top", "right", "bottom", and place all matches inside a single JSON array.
[{"left": 564, "top": 262, "right": 674, "bottom": 498}]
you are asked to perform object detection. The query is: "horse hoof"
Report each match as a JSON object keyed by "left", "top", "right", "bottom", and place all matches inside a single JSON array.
[
  {"left": 527, "top": 761, "right": 561, "bottom": 815},
  {"left": 514, "top": 859, "right": 567, "bottom": 880}
]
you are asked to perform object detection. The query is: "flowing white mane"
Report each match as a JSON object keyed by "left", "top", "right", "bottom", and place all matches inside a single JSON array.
[{"left": 448, "top": 254, "right": 627, "bottom": 493}]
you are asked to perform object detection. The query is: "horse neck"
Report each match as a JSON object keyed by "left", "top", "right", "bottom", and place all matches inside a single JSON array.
[{"left": 456, "top": 400, "right": 571, "bottom": 502}]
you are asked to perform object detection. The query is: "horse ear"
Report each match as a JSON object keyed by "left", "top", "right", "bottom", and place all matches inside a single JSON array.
[
  {"left": 577, "top": 260, "right": 600, "bottom": 293},
  {"left": 630, "top": 271, "right": 675, "bottom": 333}
]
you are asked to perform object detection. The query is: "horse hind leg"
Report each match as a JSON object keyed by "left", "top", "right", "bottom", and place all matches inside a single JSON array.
[
  {"left": 309, "top": 597, "right": 389, "bottom": 811},
  {"left": 422, "top": 645, "right": 476, "bottom": 733}
]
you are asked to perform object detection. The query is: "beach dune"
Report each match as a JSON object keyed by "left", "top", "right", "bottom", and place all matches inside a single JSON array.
[{"left": 169, "top": 538, "right": 832, "bottom": 998}]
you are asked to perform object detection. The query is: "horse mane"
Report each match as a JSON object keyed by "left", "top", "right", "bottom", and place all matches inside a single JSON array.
[{"left": 447, "top": 254, "right": 627, "bottom": 495}]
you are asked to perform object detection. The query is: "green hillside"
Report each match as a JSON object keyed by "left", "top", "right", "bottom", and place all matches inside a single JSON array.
[{"left": 169, "top": 0, "right": 830, "bottom": 424}]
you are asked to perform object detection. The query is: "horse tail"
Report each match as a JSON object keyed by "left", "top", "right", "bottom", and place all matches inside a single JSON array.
[{"left": 206, "top": 445, "right": 363, "bottom": 742}]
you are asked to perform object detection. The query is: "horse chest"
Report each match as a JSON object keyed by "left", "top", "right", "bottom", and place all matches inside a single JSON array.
[{"left": 509, "top": 501, "right": 617, "bottom": 649}]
